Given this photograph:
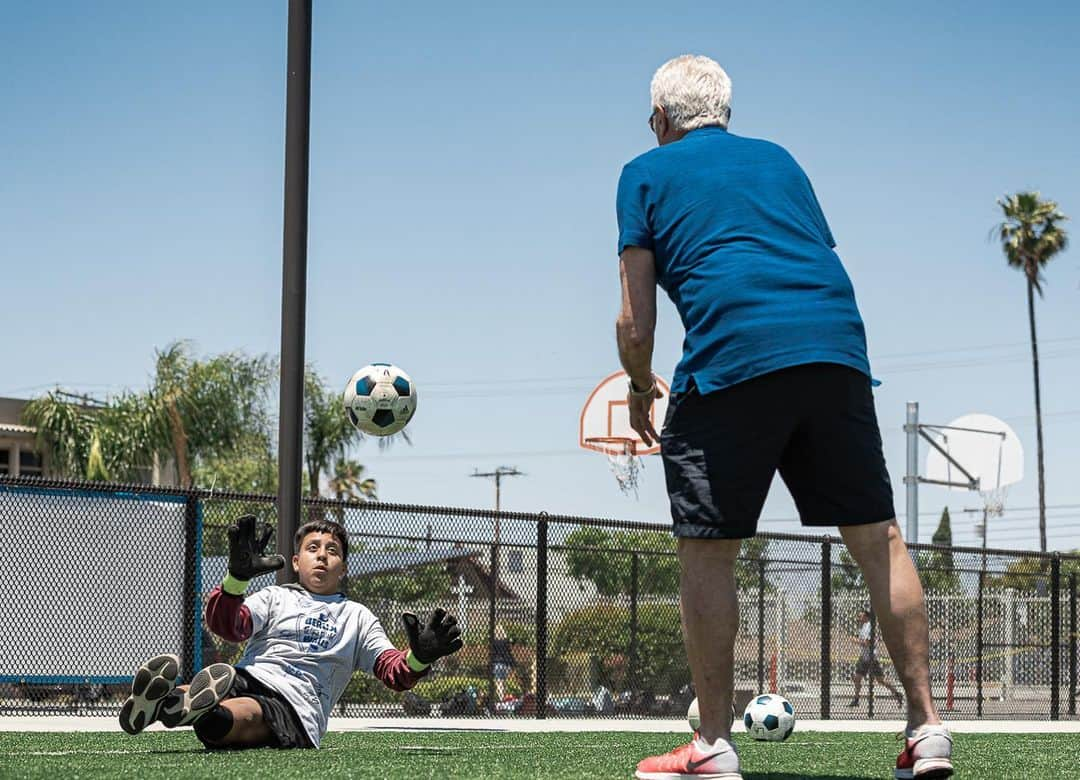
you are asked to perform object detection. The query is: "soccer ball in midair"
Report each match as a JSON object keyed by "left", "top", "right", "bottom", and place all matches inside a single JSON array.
[
  {"left": 343, "top": 363, "right": 417, "bottom": 436},
  {"left": 742, "top": 693, "right": 795, "bottom": 741}
]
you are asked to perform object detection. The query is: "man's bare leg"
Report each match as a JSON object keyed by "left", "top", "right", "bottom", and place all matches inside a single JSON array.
[
  {"left": 840, "top": 519, "right": 941, "bottom": 732},
  {"left": 677, "top": 537, "right": 743, "bottom": 743}
]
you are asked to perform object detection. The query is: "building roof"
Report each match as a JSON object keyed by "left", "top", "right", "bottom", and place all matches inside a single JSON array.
[{"left": 0, "top": 422, "right": 35, "bottom": 435}]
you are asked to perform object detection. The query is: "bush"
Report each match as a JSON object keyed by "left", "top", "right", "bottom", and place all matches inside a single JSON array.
[
  {"left": 550, "top": 603, "right": 689, "bottom": 696},
  {"left": 413, "top": 674, "right": 522, "bottom": 702},
  {"left": 340, "top": 671, "right": 399, "bottom": 705}
]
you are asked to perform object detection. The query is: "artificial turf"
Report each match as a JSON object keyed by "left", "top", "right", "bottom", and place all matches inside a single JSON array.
[{"left": 1, "top": 730, "right": 1077, "bottom": 778}]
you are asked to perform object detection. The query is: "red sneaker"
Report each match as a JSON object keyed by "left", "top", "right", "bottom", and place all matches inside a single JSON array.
[
  {"left": 635, "top": 735, "right": 742, "bottom": 780},
  {"left": 894, "top": 724, "right": 953, "bottom": 779}
]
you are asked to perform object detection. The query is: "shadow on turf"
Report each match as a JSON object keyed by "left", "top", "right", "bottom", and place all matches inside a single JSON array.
[{"left": 744, "top": 774, "right": 875, "bottom": 779}]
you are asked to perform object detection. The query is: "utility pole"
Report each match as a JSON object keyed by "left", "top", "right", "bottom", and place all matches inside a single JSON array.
[
  {"left": 471, "top": 466, "right": 524, "bottom": 531},
  {"left": 470, "top": 467, "right": 524, "bottom": 586},
  {"left": 471, "top": 466, "right": 523, "bottom": 715}
]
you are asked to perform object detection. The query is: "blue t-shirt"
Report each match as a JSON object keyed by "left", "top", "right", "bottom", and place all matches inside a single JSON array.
[{"left": 616, "top": 126, "right": 871, "bottom": 394}]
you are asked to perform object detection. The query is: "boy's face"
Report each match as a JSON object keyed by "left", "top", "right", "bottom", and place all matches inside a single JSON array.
[{"left": 293, "top": 531, "right": 345, "bottom": 595}]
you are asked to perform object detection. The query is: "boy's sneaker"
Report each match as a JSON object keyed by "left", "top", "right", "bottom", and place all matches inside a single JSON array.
[
  {"left": 635, "top": 734, "right": 742, "bottom": 780},
  {"left": 118, "top": 654, "right": 180, "bottom": 735},
  {"left": 159, "top": 663, "right": 236, "bottom": 728},
  {"left": 895, "top": 724, "right": 953, "bottom": 779}
]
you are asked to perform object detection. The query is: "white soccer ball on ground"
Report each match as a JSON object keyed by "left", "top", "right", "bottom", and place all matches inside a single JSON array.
[
  {"left": 343, "top": 363, "right": 417, "bottom": 436},
  {"left": 686, "top": 697, "right": 737, "bottom": 731},
  {"left": 687, "top": 696, "right": 700, "bottom": 730},
  {"left": 742, "top": 693, "right": 795, "bottom": 741}
]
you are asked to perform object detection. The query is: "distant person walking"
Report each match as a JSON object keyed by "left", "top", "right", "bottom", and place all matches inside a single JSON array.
[{"left": 849, "top": 609, "right": 905, "bottom": 709}]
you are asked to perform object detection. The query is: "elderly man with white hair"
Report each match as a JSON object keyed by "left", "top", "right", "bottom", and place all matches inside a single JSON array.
[{"left": 618, "top": 55, "right": 953, "bottom": 780}]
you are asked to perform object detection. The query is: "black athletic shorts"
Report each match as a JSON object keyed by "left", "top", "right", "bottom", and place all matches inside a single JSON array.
[
  {"left": 198, "top": 667, "right": 314, "bottom": 750},
  {"left": 660, "top": 362, "right": 895, "bottom": 538}
]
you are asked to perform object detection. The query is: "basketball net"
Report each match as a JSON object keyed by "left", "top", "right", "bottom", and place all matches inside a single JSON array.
[
  {"left": 587, "top": 437, "right": 642, "bottom": 498},
  {"left": 979, "top": 485, "right": 1008, "bottom": 518}
]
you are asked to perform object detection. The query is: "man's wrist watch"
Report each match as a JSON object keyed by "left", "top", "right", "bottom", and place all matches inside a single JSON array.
[{"left": 628, "top": 375, "right": 656, "bottom": 399}]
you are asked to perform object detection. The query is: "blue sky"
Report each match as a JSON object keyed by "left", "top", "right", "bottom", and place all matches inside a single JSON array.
[{"left": 3, "top": 1, "right": 1079, "bottom": 551}]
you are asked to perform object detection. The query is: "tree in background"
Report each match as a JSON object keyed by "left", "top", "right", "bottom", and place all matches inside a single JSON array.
[
  {"left": 25, "top": 342, "right": 274, "bottom": 487},
  {"left": 151, "top": 342, "right": 275, "bottom": 488},
  {"left": 994, "top": 192, "right": 1069, "bottom": 552},
  {"left": 920, "top": 507, "right": 961, "bottom": 593},
  {"left": 564, "top": 528, "right": 679, "bottom": 597},
  {"left": 565, "top": 528, "right": 771, "bottom": 597},
  {"left": 304, "top": 369, "right": 363, "bottom": 498},
  {"left": 986, "top": 551, "right": 1080, "bottom": 592}
]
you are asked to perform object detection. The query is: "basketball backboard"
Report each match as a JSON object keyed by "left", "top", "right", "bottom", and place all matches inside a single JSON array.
[
  {"left": 924, "top": 413, "right": 1024, "bottom": 493},
  {"left": 579, "top": 370, "right": 670, "bottom": 456}
]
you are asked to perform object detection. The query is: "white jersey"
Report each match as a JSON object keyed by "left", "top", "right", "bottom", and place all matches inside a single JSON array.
[
  {"left": 858, "top": 620, "right": 876, "bottom": 660},
  {"left": 234, "top": 584, "right": 394, "bottom": 747}
]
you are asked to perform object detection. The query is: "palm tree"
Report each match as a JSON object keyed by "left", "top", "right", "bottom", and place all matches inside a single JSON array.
[
  {"left": 22, "top": 391, "right": 96, "bottom": 477},
  {"left": 994, "top": 192, "right": 1069, "bottom": 552},
  {"left": 23, "top": 343, "right": 274, "bottom": 487},
  {"left": 304, "top": 369, "right": 364, "bottom": 497},
  {"left": 327, "top": 458, "right": 377, "bottom": 523},
  {"left": 150, "top": 342, "right": 275, "bottom": 487}
]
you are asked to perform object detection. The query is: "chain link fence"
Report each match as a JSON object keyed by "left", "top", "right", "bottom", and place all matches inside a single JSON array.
[{"left": 2, "top": 475, "right": 1077, "bottom": 720}]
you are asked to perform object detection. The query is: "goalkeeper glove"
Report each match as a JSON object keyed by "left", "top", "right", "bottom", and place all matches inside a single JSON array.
[
  {"left": 402, "top": 608, "right": 464, "bottom": 670},
  {"left": 223, "top": 514, "right": 285, "bottom": 594}
]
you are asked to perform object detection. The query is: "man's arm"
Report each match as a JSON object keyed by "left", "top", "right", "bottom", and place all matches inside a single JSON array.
[{"left": 616, "top": 247, "right": 662, "bottom": 446}]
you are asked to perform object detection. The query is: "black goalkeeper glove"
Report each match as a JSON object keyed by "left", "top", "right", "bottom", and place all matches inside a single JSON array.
[
  {"left": 402, "top": 608, "right": 464, "bottom": 670},
  {"left": 223, "top": 514, "right": 285, "bottom": 594}
]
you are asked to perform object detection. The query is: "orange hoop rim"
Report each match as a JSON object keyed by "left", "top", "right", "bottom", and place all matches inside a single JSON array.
[{"left": 584, "top": 436, "right": 639, "bottom": 456}]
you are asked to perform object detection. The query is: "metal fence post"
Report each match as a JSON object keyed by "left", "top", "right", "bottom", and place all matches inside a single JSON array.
[
  {"left": 629, "top": 553, "right": 639, "bottom": 688},
  {"left": 976, "top": 571, "right": 984, "bottom": 718},
  {"left": 488, "top": 543, "right": 497, "bottom": 714},
  {"left": 757, "top": 558, "right": 766, "bottom": 694},
  {"left": 182, "top": 493, "right": 201, "bottom": 682},
  {"left": 1069, "top": 572, "right": 1077, "bottom": 718},
  {"left": 820, "top": 537, "right": 832, "bottom": 719},
  {"left": 536, "top": 512, "right": 549, "bottom": 720},
  {"left": 1051, "top": 554, "right": 1061, "bottom": 720}
]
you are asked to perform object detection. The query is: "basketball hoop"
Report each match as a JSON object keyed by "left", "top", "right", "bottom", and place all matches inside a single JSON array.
[
  {"left": 585, "top": 437, "right": 642, "bottom": 498},
  {"left": 579, "top": 370, "right": 670, "bottom": 499},
  {"left": 979, "top": 485, "right": 1009, "bottom": 518}
]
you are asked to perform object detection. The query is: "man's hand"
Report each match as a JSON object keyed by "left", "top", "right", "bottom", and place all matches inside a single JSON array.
[
  {"left": 402, "top": 608, "right": 464, "bottom": 668},
  {"left": 627, "top": 380, "right": 664, "bottom": 448},
  {"left": 226, "top": 514, "right": 286, "bottom": 582}
]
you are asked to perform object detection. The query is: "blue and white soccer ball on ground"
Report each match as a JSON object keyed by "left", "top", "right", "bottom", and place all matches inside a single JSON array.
[
  {"left": 343, "top": 363, "right": 417, "bottom": 436},
  {"left": 743, "top": 693, "right": 795, "bottom": 741}
]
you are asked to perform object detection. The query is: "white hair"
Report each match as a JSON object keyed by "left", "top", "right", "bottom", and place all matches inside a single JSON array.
[{"left": 650, "top": 55, "right": 732, "bottom": 132}]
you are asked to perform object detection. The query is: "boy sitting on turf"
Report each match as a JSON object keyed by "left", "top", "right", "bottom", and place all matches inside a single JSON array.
[{"left": 119, "top": 515, "right": 463, "bottom": 748}]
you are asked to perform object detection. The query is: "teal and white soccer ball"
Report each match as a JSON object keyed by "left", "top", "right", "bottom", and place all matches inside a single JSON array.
[
  {"left": 343, "top": 363, "right": 417, "bottom": 436},
  {"left": 743, "top": 693, "right": 795, "bottom": 741}
]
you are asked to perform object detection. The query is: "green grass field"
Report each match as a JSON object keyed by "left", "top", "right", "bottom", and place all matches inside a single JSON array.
[{"left": 1, "top": 730, "right": 1077, "bottom": 779}]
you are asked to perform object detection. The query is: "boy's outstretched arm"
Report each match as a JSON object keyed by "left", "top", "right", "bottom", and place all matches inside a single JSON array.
[
  {"left": 373, "top": 608, "right": 465, "bottom": 691},
  {"left": 205, "top": 515, "right": 285, "bottom": 642}
]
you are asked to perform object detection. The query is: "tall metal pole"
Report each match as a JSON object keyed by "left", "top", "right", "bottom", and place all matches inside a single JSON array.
[
  {"left": 276, "top": 0, "right": 312, "bottom": 583},
  {"left": 905, "top": 402, "right": 920, "bottom": 543}
]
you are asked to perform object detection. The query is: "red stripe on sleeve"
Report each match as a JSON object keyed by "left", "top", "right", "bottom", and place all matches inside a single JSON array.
[
  {"left": 373, "top": 648, "right": 428, "bottom": 691},
  {"left": 204, "top": 585, "right": 253, "bottom": 643}
]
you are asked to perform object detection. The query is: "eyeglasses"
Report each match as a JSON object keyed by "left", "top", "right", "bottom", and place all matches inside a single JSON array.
[{"left": 648, "top": 107, "right": 660, "bottom": 132}]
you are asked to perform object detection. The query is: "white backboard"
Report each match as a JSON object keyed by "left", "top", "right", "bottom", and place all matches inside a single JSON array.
[
  {"left": 924, "top": 413, "right": 1024, "bottom": 492},
  {"left": 579, "top": 370, "right": 670, "bottom": 456}
]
